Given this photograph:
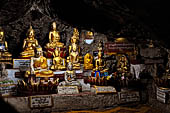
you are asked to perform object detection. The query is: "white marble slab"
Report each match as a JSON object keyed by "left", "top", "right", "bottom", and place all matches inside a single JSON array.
[
  {"left": 57, "top": 86, "right": 79, "bottom": 94},
  {"left": 6, "top": 69, "right": 21, "bottom": 84}
]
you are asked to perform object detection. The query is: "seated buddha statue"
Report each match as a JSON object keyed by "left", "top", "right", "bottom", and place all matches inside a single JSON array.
[
  {"left": 69, "top": 35, "right": 80, "bottom": 55},
  {"left": 20, "top": 26, "right": 39, "bottom": 58},
  {"left": 93, "top": 41, "right": 108, "bottom": 73},
  {"left": 117, "top": 55, "right": 129, "bottom": 75},
  {"left": 84, "top": 53, "right": 93, "bottom": 70},
  {"left": 0, "top": 27, "right": 12, "bottom": 60},
  {"left": 51, "top": 48, "right": 66, "bottom": 70},
  {"left": 25, "top": 46, "right": 53, "bottom": 78},
  {"left": 65, "top": 62, "right": 76, "bottom": 83},
  {"left": 45, "top": 22, "right": 65, "bottom": 58},
  {"left": 67, "top": 43, "right": 80, "bottom": 70},
  {"left": 59, "top": 62, "right": 80, "bottom": 86}
]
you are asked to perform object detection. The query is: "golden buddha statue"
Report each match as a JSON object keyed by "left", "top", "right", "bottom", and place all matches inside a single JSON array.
[
  {"left": 0, "top": 27, "right": 12, "bottom": 60},
  {"left": 46, "top": 22, "right": 64, "bottom": 48},
  {"left": 68, "top": 28, "right": 80, "bottom": 54},
  {"left": 84, "top": 53, "right": 93, "bottom": 70},
  {"left": 51, "top": 48, "right": 66, "bottom": 70},
  {"left": 93, "top": 41, "right": 108, "bottom": 73},
  {"left": 20, "top": 26, "right": 39, "bottom": 58},
  {"left": 69, "top": 35, "right": 80, "bottom": 54},
  {"left": 67, "top": 43, "right": 80, "bottom": 70},
  {"left": 117, "top": 55, "right": 129, "bottom": 74},
  {"left": 25, "top": 46, "right": 53, "bottom": 78}
]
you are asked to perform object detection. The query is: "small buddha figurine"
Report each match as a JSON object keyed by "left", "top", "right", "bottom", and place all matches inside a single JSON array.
[
  {"left": 68, "top": 28, "right": 80, "bottom": 54},
  {"left": 67, "top": 43, "right": 80, "bottom": 70},
  {"left": 45, "top": 22, "right": 64, "bottom": 49},
  {"left": 59, "top": 62, "right": 81, "bottom": 87},
  {"left": 65, "top": 62, "right": 76, "bottom": 83},
  {"left": 117, "top": 55, "right": 129, "bottom": 75},
  {"left": 84, "top": 53, "right": 93, "bottom": 70},
  {"left": 25, "top": 46, "right": 53, "bottom": 77},
  {"left": 93, "top": 41, "right": 107, "bottom": 72},
  {"left": 67, "top": 28, "right": 81, "bottom": 69},
  {"left": 45, "top": 22, "right": 65, "bottom": 58},
  {"left": 51, "top": 48, "right": 66, "bottom": 70},
  {"left": 69, "top": 35, "right": 80, "bottom": 54},
  {"left": 0, "top": 28, "right": 12, "bottom": 60},
  {"left": 20, "top": 26, "right": 39, "bottom": 57}
]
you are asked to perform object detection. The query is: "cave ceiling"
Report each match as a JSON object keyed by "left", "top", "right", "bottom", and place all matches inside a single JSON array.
[{"left": 0, "top": 0, "right": 170, "bottom": 48}]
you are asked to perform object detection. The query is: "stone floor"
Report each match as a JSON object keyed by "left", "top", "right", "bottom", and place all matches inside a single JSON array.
[{"left": 52, "top": 105, "right": 163, "bottom": 113}]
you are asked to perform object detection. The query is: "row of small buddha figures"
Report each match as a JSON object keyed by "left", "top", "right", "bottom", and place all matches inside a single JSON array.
[
  {"left": 0, "top": 22, "right": 108, "bottom": 73},
  {"left": 0, "top": 22, "right": 93, "bottom": 59},
  {"left": 24, "top": 40, "right": 108, "bottom": 79}
]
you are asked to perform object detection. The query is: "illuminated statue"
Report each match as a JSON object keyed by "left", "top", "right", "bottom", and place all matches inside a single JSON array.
[
  {"left": 93, "top": 41, "right": 108, "bottom": 73},
  {"left": 84, "top": 53, "right": 93, "bottom": 70},
  {"left": 117, "top": 55, "right": 129, "bottom": 75},
  {"left": 51, "top": 48, "right": 66, "bottom": 70},
  {"left": 46, "top": 22, "right": 64, "bottom": 48},
  {"left": 67, "top": 28, "right": 81, "bottom": 70},
  {"left": 0, "top": 27, "right": 12, "bottom": 60},
  {"left": 25, "top": 46, "right": 53, "bottom": 78},
  {"left": 67, "top": 43, "right": 80, "bottom": 70},
  {"left": 20, "top": 26, "right": 39, "bottom": 57},
  {"left": 45, "top": 22, "right": 65, "bottom": 58},
  {"left": 69, "top": 28, "right": 80, "bottom": 54}
]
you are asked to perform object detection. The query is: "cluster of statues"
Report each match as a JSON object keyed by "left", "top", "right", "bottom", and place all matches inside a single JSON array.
[{"left": 1, "top": 22, "right": 131, "bottom": 91}]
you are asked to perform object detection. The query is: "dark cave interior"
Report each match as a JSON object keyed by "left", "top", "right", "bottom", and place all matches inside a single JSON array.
[{"left": 1, "top": 0, "right": 170, "bottom": 113}]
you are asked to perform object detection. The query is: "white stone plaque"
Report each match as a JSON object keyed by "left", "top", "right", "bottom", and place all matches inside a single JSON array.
[
  {"left": 57, "top": 86, "right": 79, "bottom": 94},
  {"left": 13, "top": 59, "right": 30, "bottom": 69},
  {"left": 29, "top": 95, "right": 53, "bottom": 108},
  {"left": 94, "top": 86, "right": 116, "bottom": 94},
  {"left": 118, "top": 91, "right": 140, "bottom": 103},
  {"left": 7, "top": 69, "right": 20, "bottom": 84}
]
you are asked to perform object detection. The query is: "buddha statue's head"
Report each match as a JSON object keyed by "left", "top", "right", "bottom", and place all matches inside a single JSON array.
[
  {"left": 36, "top": 46, "right": 43, "bottom": 57},
  {"left": 52, "top": 22, "right": 57, "bottom": 31},
  {"left": 0, "top": 27, "right": 4, "bottom": 41},
  {"left": 27, "top": 26, "right": 35, "bottom": 39}
]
